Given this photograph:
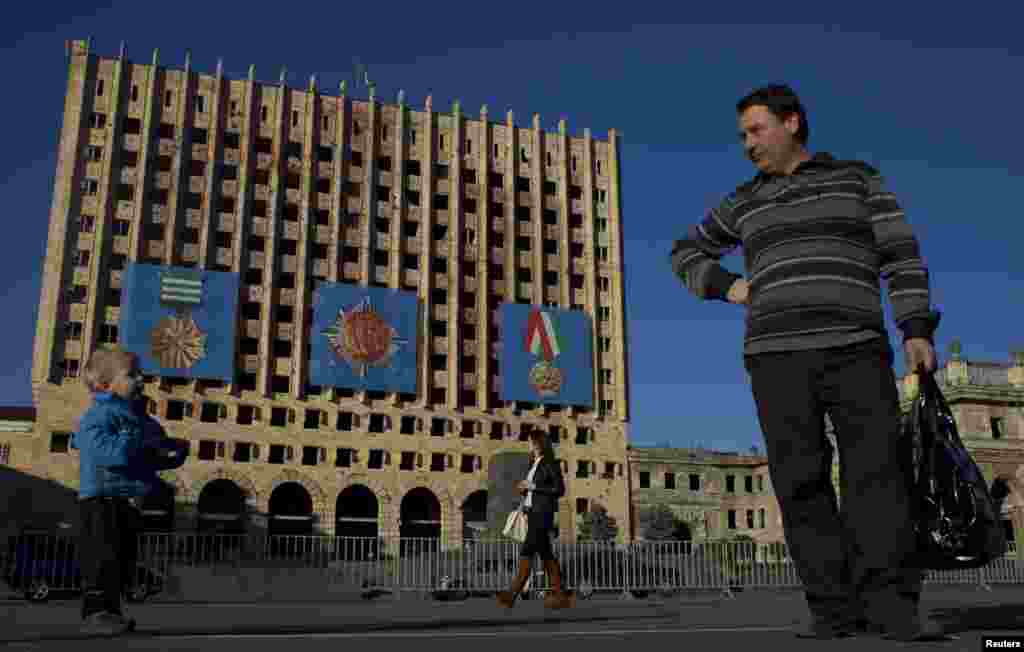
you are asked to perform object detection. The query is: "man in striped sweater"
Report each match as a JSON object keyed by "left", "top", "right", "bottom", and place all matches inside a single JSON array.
[{"left": 670, "top": 85, "right": 948, "bottom": 642}]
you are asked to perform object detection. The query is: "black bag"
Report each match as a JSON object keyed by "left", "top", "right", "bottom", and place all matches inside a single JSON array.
[{"left": 906, "top": 368, "right": 1007, "bottom": 570}]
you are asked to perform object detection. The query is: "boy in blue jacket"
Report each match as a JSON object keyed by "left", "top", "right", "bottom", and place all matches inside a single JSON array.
[{"left": 71, "top": 345, "right": 188, "bottom": 636}]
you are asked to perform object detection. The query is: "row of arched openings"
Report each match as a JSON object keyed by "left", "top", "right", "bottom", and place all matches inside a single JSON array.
[{"left": 138, "top": 480, "right": 489, "bottom": 557}]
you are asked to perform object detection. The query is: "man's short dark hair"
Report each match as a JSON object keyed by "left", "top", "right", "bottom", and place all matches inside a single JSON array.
[{"left": 737, "top": 84, "right": 809, "bottom": 145}]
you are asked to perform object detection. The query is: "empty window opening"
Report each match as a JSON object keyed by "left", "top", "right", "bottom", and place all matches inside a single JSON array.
[
  {"left": 400, "top": 452, "right": 415, "bottom": 470},
  {"left": 237, "top": 405, "right": 259, "bottom": 425},
  {"left": 270, "top": 406, "right": 290, "bottom": 427},
  {"left": 430, "top": 453, "right": 446, "bottom": 472}
]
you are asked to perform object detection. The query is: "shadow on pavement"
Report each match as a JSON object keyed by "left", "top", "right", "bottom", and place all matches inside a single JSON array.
[
  {"left": 3, "top": 608, "right": 681, "bottom": 643},
  {"left": 931, "top": 602, "right": 1024, "bottom": 634}
]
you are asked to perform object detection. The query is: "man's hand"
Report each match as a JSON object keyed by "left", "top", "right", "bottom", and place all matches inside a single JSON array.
[
  {"left": 516, "top": 480, "right": 530, "bottom": 492},
  {"left": 905, "top": 337, "right": 937, "bottom": 374},
  {"left": 727, "top": 278, "right": 749, "bottom": 305}
]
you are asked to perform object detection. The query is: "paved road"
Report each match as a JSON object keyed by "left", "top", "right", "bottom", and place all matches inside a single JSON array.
[
  {"left": 1, "top": 620, "right": 1003, "bottom": 652},
  {"left": 4, "top": 585, "right": 1024, "bottom": 649}
]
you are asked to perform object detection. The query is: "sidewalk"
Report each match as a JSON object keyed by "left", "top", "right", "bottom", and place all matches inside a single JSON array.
[{"left": 3, "top": 584, "right": 1024, "bottom": 642}]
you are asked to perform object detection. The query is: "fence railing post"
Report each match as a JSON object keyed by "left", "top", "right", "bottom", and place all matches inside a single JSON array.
[{"left": 978, "top": 564, "right": 992, "bottom": 592}]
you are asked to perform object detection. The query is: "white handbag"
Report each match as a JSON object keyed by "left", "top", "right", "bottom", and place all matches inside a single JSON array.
[{"left": 503, "top": 498, "right": 528, "bottom": 543}]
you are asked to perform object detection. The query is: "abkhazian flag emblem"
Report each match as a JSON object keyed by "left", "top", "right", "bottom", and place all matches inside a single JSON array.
[
  {"left": 159, "top": 270, "right": 203, "bottom": 306},
  {"left": 524, "top": 308, "right": 564, "bottom": 397}
]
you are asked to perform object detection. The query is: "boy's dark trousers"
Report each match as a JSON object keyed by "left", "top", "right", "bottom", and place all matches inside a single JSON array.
[
  {"left": 744, "top": 337, "right": 923, "bottom": 631},
  {"left": 79, "top": 496, "right": 142, "bottom": 619}
]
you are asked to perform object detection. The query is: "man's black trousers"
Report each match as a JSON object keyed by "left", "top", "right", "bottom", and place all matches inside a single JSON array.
[{"left": 744, "top": 336, "right": 922, "bottom": 629}]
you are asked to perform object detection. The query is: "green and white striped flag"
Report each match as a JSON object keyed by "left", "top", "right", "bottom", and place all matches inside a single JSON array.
[{"left": 160, "top": 269, "right": 203, "bottom": 305}]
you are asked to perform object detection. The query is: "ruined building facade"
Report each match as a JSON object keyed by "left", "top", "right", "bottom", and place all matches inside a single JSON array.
[{"left": 15, "top": 39, "right": 632, "bottom": 547}]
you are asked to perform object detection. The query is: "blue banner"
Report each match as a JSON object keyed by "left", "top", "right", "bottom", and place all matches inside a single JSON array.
[
  {"left": 309, "top": 284, "right": 419, "bottom": 393},
  {"left": 118, "top": 263, "right": 240, "bottom": 381},
  {"left": 499, "top": 304, "right": 594, "bottom": 407}
]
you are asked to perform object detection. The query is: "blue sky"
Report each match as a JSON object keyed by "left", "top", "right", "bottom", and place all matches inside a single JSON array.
[{"left": 2, "top": 3, "right": 1021, "bottom": 452}]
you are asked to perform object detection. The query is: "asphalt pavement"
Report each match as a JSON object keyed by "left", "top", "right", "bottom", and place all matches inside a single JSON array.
[{"left": 3, "top": 584, "right": 1024, "bottom": 649}]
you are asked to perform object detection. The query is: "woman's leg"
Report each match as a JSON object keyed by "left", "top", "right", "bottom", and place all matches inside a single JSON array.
[
  {"left": 497, "top": 511, "right": 537, "bottom": 607},
  {"left": 538, "top": 511, "right": 574, "bottom": 609}
]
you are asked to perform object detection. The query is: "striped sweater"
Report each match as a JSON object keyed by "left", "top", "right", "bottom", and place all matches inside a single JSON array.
[{"left": 670, "top": 152, "right": 941, "bottom": 356}]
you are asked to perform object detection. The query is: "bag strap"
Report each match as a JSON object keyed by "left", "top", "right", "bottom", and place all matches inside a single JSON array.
[{"left": 916, "top": 367, "right": 962, "bottom": 446}]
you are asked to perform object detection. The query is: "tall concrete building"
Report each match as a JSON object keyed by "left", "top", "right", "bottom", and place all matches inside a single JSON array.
[{"left": 23, "top": 38, "right": 632, "bottom": 548}]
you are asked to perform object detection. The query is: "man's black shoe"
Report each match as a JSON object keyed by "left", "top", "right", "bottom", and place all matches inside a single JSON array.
[
  {"left": 794, "top": 623, "right": 857, "bottom": 640},
  {"left": 881, "top": 620, "right": 956, "bottom": 642}
]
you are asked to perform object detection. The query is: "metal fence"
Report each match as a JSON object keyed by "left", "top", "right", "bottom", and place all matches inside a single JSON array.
[{"left": 3, "top": 531, "right": 1022, "bottom": 600}]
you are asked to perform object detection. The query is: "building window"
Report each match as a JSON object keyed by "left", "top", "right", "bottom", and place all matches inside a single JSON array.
[
  {"left": 689, "top": 474, "right": 700, "bottom": 491},
  {"left": 992, "top": 417, "right": 1005, "bottom": 440},
  {"left": 400, "top": 451, "right": 415, "bottom": 471},
  {"left": 232, "top": 442, "right": 255, "bottom": 463},
  {"left": 65, "top": 322, "right": 83, "bottom": 340},
  {"left": 430, "top": 453, "right": 446, "bottom": 472},
  {"left": 757, "top": 475, "right": 764, "bottom": 492},
  {"left": 50, "top": 432, "right": 71, "bottom": 454},
  {"left": 576, "top": 460, "right": 589, "bottom": 479},
  {"left": 336, "top": 448, "right": 353, "bottom": 468},
  {"left": 726, "top": 475, "right": 735, "bottom": 493},
  {"left": 98, "top": 324, "right": 118, "bottom": 344},
  {"left": 76, "top": 215, "right": 96, "bottom": 232},
  {"left": 746, "top": 510, "right": 755, "bottom": 529},
  {"left": 62, "top": 359, "right": 80, "bottom": 379},
  {"left": 727, "top": 510, "right": 737, "bottom": 530},
  {"left": 664, "top": 472, "right": 675, "bottom": 490},
  {"left": 638, "top": 471, "right": 650, "bottom": 488},
  {"left": 758, "top": 508, "right": 766, "bottom": 529},
  {"left": 745, "top": 476, "right": 753, "bottom": 493}
]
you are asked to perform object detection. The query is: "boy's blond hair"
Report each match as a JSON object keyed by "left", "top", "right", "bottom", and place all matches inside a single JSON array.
[{"left": 82, "top": 344, "right": 137, "bottom": 393}]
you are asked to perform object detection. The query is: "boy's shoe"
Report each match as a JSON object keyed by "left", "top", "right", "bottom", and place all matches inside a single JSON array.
[{"left": 80, "top": 611, "right": 133, "bottom": 636}]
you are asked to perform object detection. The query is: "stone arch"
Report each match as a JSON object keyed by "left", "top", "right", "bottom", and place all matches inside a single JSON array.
[
  {"left": 339, "top": 475, "right": 393, "bottom": 508},
  {"left": 195, "top": 477, "right": 248, "bottom": 535},
  {"left": 190, "top": 468, "right": 258, "bottom": 504},
  {"left": 459, "top": 486, "right": 489, "bottom": 542},
  {"left": 263, "top": 469, "right": 327, "bottom": 512},
  {"left": 397, "top": 484, "right": 448, "bottom": 556}
]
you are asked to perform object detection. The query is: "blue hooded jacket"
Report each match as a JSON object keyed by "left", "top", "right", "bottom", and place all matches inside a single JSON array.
[{"left": 71, "top": 393, "right": 189, "bottom": 500}]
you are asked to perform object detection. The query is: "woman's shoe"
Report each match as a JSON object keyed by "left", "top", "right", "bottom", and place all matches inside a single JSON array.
[
  {"left": 542, "top": 559, "right": 575, "bottom": 609},
  {"left": 496, "top": 558, "right": 532, "bottom": 608}
]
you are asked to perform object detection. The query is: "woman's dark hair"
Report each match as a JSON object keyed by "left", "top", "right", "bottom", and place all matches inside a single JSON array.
[
  {"left": 527, "top": 428, "right": 556, "bottom": 464},
  {"left": 736, "top": 84, "right": 809, "bottom": 145}
]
